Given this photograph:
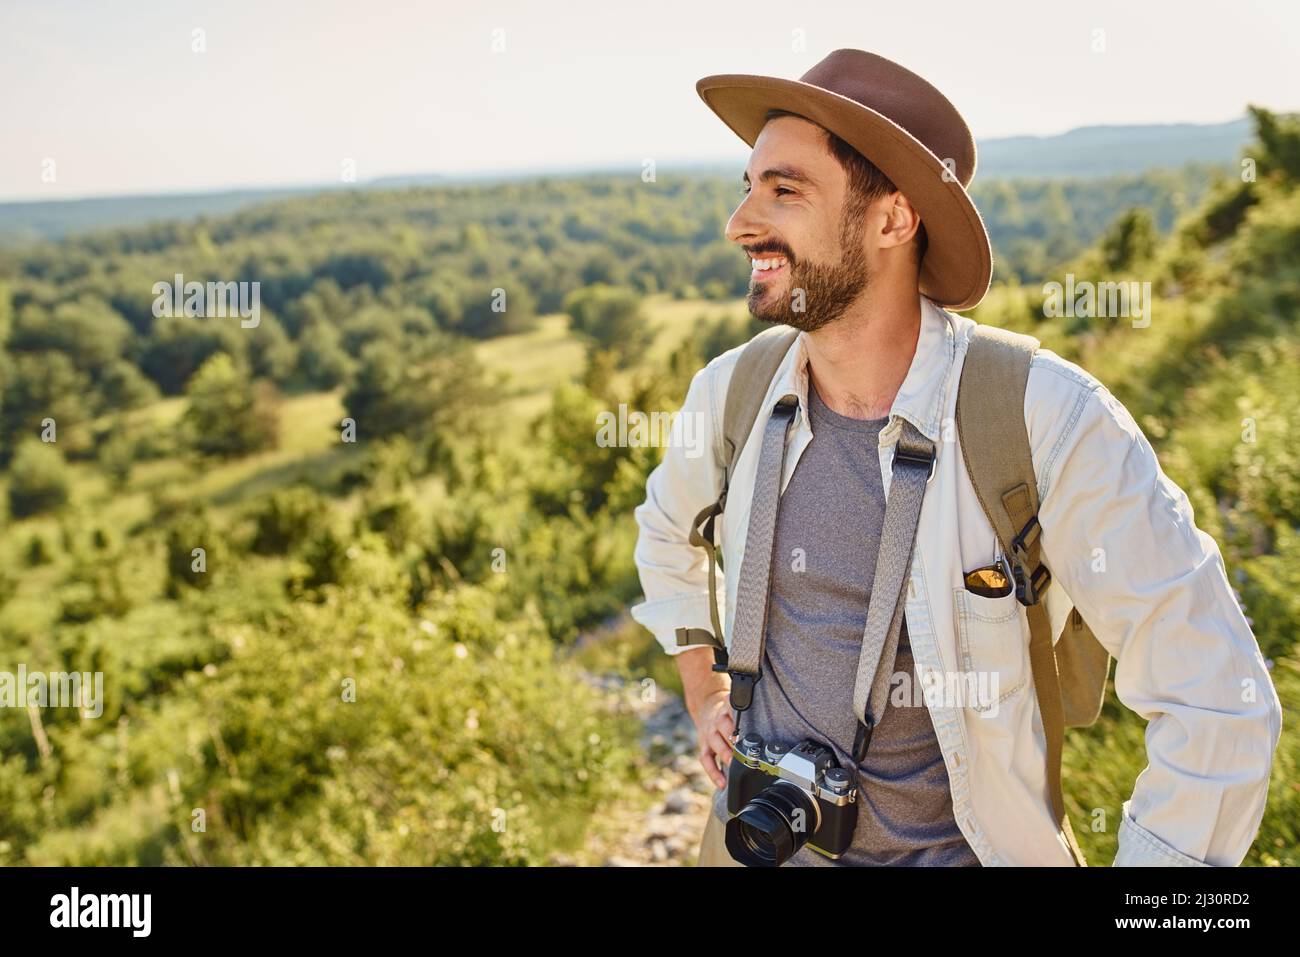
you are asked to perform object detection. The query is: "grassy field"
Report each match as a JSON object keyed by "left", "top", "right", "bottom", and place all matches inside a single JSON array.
[
  {"left": 1, "top": 294, "right": 731, "bottom": 651},
  {"left": 472, "top": 295, "right": 746, "bottom": 440},
  {"left": 4, "top": 292, "right": 730, "bottom": 568}
]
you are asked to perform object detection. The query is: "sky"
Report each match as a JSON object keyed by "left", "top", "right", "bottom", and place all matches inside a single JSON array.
[{"left": 1, "top": 0, "right": 1297, "bottom": 202}]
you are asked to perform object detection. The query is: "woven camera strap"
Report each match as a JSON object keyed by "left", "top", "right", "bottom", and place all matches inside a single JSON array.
[{"left": 725, "top": 392, "right": 936, "bottom": 766}]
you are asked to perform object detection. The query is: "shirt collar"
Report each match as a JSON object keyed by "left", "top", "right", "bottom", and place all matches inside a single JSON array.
[{"left": 772, "top": 294, "right": 958, "bottom": 443}]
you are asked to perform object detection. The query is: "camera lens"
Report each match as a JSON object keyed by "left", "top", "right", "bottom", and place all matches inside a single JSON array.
[{"left": 724, "top": 779, "right": 820, "bottom": 867}]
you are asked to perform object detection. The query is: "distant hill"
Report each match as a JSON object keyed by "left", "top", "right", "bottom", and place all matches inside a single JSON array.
[
  {"left": 0, "top": 117, "right": 1254, "bottom": 244},
  {"left": 0, "top": 187, "right": 322, "bottom": 247},
  {"left": 977, "top": 117, "right": 1251, "bottom": 179},
  {"left": 365, "top": 173, "right": 449, "bottom": 189}
]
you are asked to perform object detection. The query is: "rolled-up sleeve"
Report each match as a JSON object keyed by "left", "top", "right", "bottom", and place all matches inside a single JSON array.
[
  {"left": 1034, "top": 375, "right": 1282, "bottom": 867},
  {"left": 630, "top": 362, "right": 726, "bottom": 656}
]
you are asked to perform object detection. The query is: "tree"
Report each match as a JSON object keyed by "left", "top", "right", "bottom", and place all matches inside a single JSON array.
[
  {"left": 0, "top": 352, "right": 93, "bottom": 463},
  {"left": 7, "top": 298, "right": 132, "bottom": 376},
  {"left": 342, "top": 334, "right": 494, "bottom": 450},
  {"left": 1100, "top": 208, "right": 1157, "bottom": 272},
  {"left": 249, "top": 486, "right": 331, "bottom": 555},
  {"left": 7, "top": 438, "right": 70, "bottom": 518},
  {"left": 181, "top": 352, "right": 279, "bottom": 458},
  {"left": 97, "top": 359, "right": 160, "bottom": 412},
  {"left": 165, "top": 507, "right": 220, "bottom": 595},
  {"left": 562, "top": 284, "right": 654, "bottom": 368},
  {"left": 457, "top": 282, "right": 539, "bottom": 339},
  {"left": 296, "top": 316, "right": 354, "bottom": 389},
  {"left": 246, "top": 311, "right": 298, "bottom": 383},
  {"left": 96, "top": 428, "right": 135, "bottom": 490},
  {"left": 1249, "top": 104, "right": 1300, "bottom": 185},
  {"left": 138, "top": 315, "right": 249, "bottom": 395},
  {"left": 0, "top": 282, "right": 11, "bottom": 345}
]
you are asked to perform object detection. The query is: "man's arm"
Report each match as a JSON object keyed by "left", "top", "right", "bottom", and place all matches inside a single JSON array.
[
  {"left": 630, "top": 361, "right": 740, "bottom": 787},
  {"left": 630, "top": 362, "right": 726, "bottom": 657},
  {"left": 1030, "top": 363, "right": 1283, "bottom": 866}
]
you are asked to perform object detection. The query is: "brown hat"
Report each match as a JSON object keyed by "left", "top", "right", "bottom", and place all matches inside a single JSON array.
[{"left": 697, "top": 48, "right": 992, "bottom": 311}]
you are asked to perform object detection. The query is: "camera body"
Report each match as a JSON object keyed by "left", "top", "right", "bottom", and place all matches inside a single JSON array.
[{"left": 723, "top": 731, "right": 857, "bottom": 866}]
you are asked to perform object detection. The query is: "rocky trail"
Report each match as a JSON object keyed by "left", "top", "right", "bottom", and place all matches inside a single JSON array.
[{"left": 548, "top": 670, "right": 716, "bottom": 867}]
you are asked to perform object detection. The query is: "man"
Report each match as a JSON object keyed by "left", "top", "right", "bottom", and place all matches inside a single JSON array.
[{"left": 629, "top": 49, "right": 1281, "bottom": 866}]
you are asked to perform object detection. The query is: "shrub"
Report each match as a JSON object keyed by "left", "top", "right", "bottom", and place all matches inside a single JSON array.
[
  {"left": 248, "top": 487, "right": 331, "bottom": 555},
  {"left": 181, "top": 352, "right": 279, "bottom": 459},
  {"left": 7, "top": 438, "right": 70, "bottom": 518}
]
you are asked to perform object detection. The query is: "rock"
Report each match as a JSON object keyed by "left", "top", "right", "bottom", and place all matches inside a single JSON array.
[
  {"left": 663, "top": 788, "right": 692, "bottom": 814},
  {"left": 569, "top": 659, "right": 722, "bottom": 865},
  {"left": 672, "top": 754, "right": 701, "bottom": 775},
  {"left": 690, "top": 776, "right": 715, "bottom": 795},
  {"left": 644, "top": 824, "right": 671, "bottom": 842}
]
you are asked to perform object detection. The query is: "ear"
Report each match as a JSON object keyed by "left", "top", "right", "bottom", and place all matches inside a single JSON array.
[{"left": 879, "top": 192, "right": 922, "bottom": 252}]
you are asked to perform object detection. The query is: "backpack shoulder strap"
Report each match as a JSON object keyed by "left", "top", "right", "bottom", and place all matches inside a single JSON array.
[
  {"left": 721, "top": 325, "right": 802, "bottom": 489},
  {"left": 675, "top": 325, "right": 798, "bottom": 661},
  {"left": 954, "top": 324, "right": 1043, "bottom": 562},
  {"left": 954, "top": 324, "right": 1111, "bottom": 710},
  {"left": 955, "top": 322, "right": 1087, "bottom": 866}
]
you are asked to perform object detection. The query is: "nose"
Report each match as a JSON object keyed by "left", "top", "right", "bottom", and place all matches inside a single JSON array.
[{"left": 725, "top": 190, "right": 765, "bottom": 249}]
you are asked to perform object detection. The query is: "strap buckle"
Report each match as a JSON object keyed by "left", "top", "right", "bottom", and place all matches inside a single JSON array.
[
  {"left": 1010, "top": 515, "right": 1052, "bottom": 605},
  {"left": 687, "top": 501, "right": 721, "bottom": 549},
  {"left": 893, "top": 443, "right": 937, "bottom": 483},
  {"left": 674, "top": 627, "right": 728, "bottom": 672},
  {"left": 729, "top": 672, "right": 758, "bottom": 711},
  {"left": 852, "top": 716, "right": 874, "bottom": 764}
]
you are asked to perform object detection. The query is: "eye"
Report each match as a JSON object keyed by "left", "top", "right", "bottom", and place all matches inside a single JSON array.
[{"left": 740, "top": 185, "right": 795, "bottom": 196}]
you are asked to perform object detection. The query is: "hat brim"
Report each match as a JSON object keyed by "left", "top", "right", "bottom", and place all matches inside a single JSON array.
[{"left": 697, "top": 73, "right": 992, "bottom": 311}]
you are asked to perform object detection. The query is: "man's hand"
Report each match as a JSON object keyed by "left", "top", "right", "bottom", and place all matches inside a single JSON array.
[{"left": 675, "top": 646, "right": 736, "bottom": 789}]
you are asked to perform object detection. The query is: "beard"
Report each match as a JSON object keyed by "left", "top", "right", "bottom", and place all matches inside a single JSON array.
[{"left": 745, "top": 201, "right": 870, "bottom": 333}]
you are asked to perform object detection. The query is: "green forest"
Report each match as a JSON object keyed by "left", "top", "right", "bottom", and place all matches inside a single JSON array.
[{"left": 0, "top": 107, "right": 1295, "bottom": 866}]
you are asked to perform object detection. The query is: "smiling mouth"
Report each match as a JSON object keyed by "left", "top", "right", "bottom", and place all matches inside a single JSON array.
[{"left": 750, "top": 255, "right": 789, "bottom": 283}]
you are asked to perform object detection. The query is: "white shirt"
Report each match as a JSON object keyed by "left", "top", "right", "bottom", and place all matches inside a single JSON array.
[{"left": 630, "top": 294, "right": 1282, "bottom": 866}]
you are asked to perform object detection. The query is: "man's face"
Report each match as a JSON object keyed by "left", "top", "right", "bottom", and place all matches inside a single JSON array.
[{"left": 725, "top": 116, "right": 872, "bottom": 332}]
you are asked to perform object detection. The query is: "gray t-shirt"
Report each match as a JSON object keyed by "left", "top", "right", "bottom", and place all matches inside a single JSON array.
[{"left": 712, "top": 377, "right": 981, "bottom": 866}]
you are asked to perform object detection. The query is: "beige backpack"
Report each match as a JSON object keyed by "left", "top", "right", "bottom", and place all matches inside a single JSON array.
[{"left": 678, "top": 322, "right": 1112, "bottom": 865}]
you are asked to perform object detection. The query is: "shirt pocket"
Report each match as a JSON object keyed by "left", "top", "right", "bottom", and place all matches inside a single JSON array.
[{"left": 953, "top": 587, "right": 1028, "bottom": 711}]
